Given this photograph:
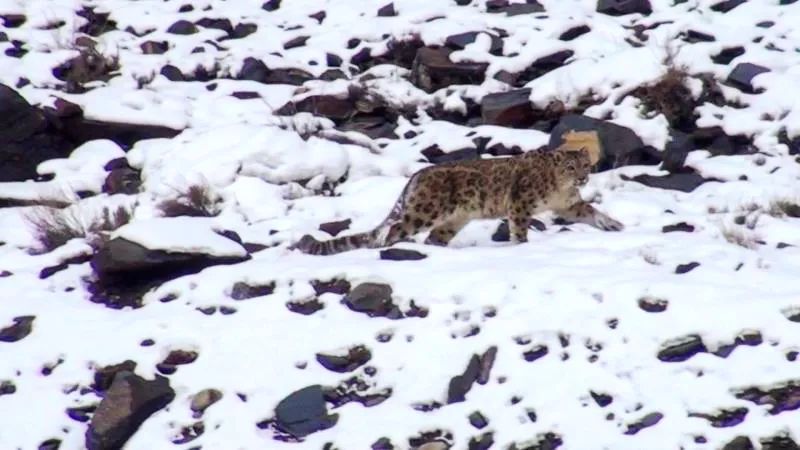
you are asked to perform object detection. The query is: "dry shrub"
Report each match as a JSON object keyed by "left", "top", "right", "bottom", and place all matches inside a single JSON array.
[
  {"left": 25, "top": 205, "right": 131, "bottom": 252},
  {"left": 636, "top": 64, "right": 694, "bottom": 129},
  {"left": 767, "top": 200, "right": 800, "bottom": 218},
  {"left": 54, "top": 36, "right": 120, "bottom": 93},
  {"left": 157, "top": 183, "right": 222, "bottom": 218},
  {"left": 721, "top": 226, "right": 760, "bottom": 250}
]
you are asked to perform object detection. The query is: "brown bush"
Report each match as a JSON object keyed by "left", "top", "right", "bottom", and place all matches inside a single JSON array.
[
  {"left": 157, "top": 183, "right": 222, "bottom": 217},
  {"left": 25, "top": 205, "right": 131, "bottom": 252}
]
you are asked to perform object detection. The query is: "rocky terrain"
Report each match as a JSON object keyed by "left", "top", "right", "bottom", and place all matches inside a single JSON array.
[{"left": 1, "top": 0, "right": 800, "bottom": 449}]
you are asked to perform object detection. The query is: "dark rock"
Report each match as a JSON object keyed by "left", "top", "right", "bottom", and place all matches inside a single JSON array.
[
  {"left": 274, "top": 385, "right": 338, "bottom": 438},
  {"left": 309, "top": 11, "right": 326, "bottom": 23},
  {"left": 283, "top": 36, "right": 308, "bottom": 50},
  {"left": 488, "top": 1, "right": 545, "bottom": 15},
  {"left": 163, "top": 350, "right": 198, "bottom": 366},
  {"left": 761, "top": 435, "right": 800, "bottom": 450},
  {"left": 38, "top": 439, "right": 61, "bottom": 450},
  {"left": 625, "top": 171, "right": 718, "bottom": 193},
  {"left": 512, "top": 50, "right": 574, "bottom": 85},
  {"left": 0, "top": 315, "right": 34, "bottom": 342},
  {"left": 624, "top": 412, "right": 663, "bottom": 435},
  {"left": 445, "top": 32, "right": 503, "bottom": 55},
  {"left": 727, "top": 63, "right": 770, "bottom": 94},
  {"left": 230, "top": 281, "right": 275, "bottom": 300},
  {"left": 231, "top": 91, "right": 261, "bottom": 100},
  {"left": 262, "top": 0, "right": 281, "bottom": 11},
  {"left": 377, "top": 3, "right": 396, "bottom": 16},
  {"left": 92, "top": 237, "right": 246, "bottom": 277},
  {"left": 675, "top": 262, "right": 700, "bottom": 274},
  {"left": 342, "top": 283, "right": 396, "bottom": 317},
  {"left": 778, "top": 129, "right": 800, "bottom": 155},
  {"left": 238, "top": 57, "right": 270, "bottom": 82},
  {"left": 477, "top": 346, "right": 497, "bottom": 384},
  {"left": 319, "top": 219, "right": 351, "bottom": 237},
  {"left": 711, "top": 46, "right": 745, "bottom": 65},
  {"left": 597, "top": 0, "right": 652, "bottom": 16},
  {"left": 195, "top": 17, "right": 233, "bottom": 34},
  {"left": 411, "top": 47, "right": 487, "bottom": 93},
  {"left": 166, "top": 20, "right": 198, "bottom": 35},
  {"left": 380, "top": 248, "right": 428, "bottom": 261},
  {"left": 326, "top": 53, "right": 343, "bottom": 67},
  {"left": 713, "top": 332, "right": 763, "bottom": 358},
  {"left": 422, "top": 145, "right": 480, "bottom": 164},
  {"left": 190, "top": 388, "right": 223, "bottom": 416},
  {"left": 85, "top": 372, "right": 175, "bottom": 450},
  {"left": 468, "top": 411, "right": 488, "bottom": 429},
  {"left": 723, "top": 436, "right": 755, "bottom": 450},
  {"left": 661, "top": 130, "right": 692, "bottom": 172},
  {"left": 662, "top": 222, "right": 694, "bottom": 233},
  {"left": 103, "top": 167, "right": 141, "bottom": 195},
  {"left": 276, "top": 95, "right": 354, "bottom": 121},
  {"left": 482, "top": 88, "right": 534, "bottom": 127},
  {"left": 523, "top": 345, "right": 549, "bottom": 363},
  {"left": 638, "top": 296, "right": 668, "bottom": 313},
  {"left": 550, "top": 114, "right": 653, "bottom": 171},
  {"left": 337, "top": 115, "right": 396, "bottom": 139},
  {"left": 689, "top": 407, "right": 748, "bottom": 427},
  {"left": 711, "top": 0, "right": 747, "bottom": 12},
  {"left": 0, "top": 380, "right": 16, "bottom": 396},
  {"left": 159, "top": 65, "right": 185, "bottom": 81},
  {"left": 447, "top": 354, "right": 481, "bottom": 403},
  {"left": 76, "top": 7, "right": 116, "bottom": 36},
  {"left": 559, "top": 25, "right": 591, "bottom": 41},
  {"left": 140, "top": 40, "right": 168, "bottom": 54},
  {"left": 228, "top": 23, "right": 257, "bottom": 39},
  {"left": 735, "top": 382, "right": 800, "bottom": 415},
  {"left": 67, "top": 405, "right": 96, "bottom": 422},
  {"left": 40, "top": 253, "right": 92, "bottom": 279},
  {"left": 94, "top": 360, "right": 138, "bottom": 392},
  {"left": 590, "top": 391, "right": 613, "bottom": 407},
  {"left": 684, "top": 29, "right": 716, "bottom": 43},
  {"left": 1, "top": 14, "right": 26, "bottom": 27},
  {"left": 316, "top": 345, "right": 372, "bottom": 373},
  {"left": 311, "top": 278, "right": 351, "bottom": 296},
  {"left": 658, "top": 335, "right": 707, "bottom": 362}
]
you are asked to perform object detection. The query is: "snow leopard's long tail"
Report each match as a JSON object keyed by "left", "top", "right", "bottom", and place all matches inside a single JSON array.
[{"left": 289, "top": 177, "right": 415, "bottom": 256}]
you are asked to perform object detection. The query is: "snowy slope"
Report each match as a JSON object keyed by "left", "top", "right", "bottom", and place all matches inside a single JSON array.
[{"left": 1, "top": 1, "right": 800, "bottom": 449}]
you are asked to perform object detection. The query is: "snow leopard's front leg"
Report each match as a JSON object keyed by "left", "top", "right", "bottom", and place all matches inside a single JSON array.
[{"left": 555, "top": 201, "right": 624, "bottom": 231}]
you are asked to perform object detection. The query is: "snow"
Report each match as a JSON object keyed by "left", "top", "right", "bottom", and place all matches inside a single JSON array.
[{"left": 2, "top": 0, "right": 800, "bottom": 449}]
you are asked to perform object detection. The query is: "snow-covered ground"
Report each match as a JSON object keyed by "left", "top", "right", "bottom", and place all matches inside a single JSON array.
[{"left": 1, "top": 0, "right": 800, "bottom": 449}]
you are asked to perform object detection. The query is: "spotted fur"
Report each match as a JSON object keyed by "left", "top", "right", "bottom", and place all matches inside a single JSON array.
[{"left": 291, "top": 149, "right": 623, "bottom": 255}]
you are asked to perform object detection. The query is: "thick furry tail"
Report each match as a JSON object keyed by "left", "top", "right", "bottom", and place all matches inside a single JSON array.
[
  {"left": 290, "top": 174, "right": 417, "bottom": 255},
  {"left": 290, "top": 228, "right": 383, "bottom": 255}
]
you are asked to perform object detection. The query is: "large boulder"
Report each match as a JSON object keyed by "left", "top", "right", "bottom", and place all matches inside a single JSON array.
[
  {"left": 86, "top": 371, "right": 175, "bottom": 450},
  {"left": 411, "top": 47, "right": 487, "bottom": 92}
]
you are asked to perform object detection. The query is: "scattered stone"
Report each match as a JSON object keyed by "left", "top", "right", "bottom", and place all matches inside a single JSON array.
[
  {"left": 0, "top": 380, "right": 16, "bottom": 396},
  {"left": 523, "top": 344, "right": 549, "bottom": 362},
  {"left": 93, "top": 360, "right": 138, "bottom": 392},
  {"left": 481, "top": 88, "right": 535, "bottom": 127},
  {"left": 372, "top": 437, "right": 395, "bottom": 449},
  {"left": 723, "top": 436, "right": 755, "bottom": 450},
  {"left": 1, "top": 14, "right": 26, "bottom": 27},
  {"left": 675, "top": 262, "right": 700, "bottom": 274},
  {"left": 324, "top": 376, "right": 392, "bottom": 408},
  {"left": 590, "top": 391, "right": 613, "bottom": 407},
  {"left": 157, "top": 350, "right": 198, "bottom": 374},
  {"left": 559, "top": 25, "right": 591, "bottom": 41},
  {"left": 140, "top": 40, "right": 169, "bottom": 54},
  {"left": 230, "top": 281, "right": 275, "bottom": 300},
  {"left": 316, "top": 345, "right": 372, "bottom": 373},
  {"left": 311, "top": 278, "right": 351, "bottom": 296},
  {"left": 262, "top": 0, "right": 281, "bottom": 11},
  {"left": 662, "top": 222, "right": 694, "bottom": 233},
  {"left": 38, "top": 439, "right": 62, "bottom": 450},
  {"left": 713, "top": 331, "right": 763, "bottom": 358},
  {"left": 735, "top": 382, "right": 800, "bottom": 415},
  {"left": 0, "top": 315, "right": 35, "bottom": 342},
  {"left": 761, "top": 435, "right": 800, "bottom": 450},
  {"left": 191, "top": 388, "right": 223, "bottom": 416},
  {"left": 624, "top": 412, "right": 663, "bottom": 435},
  {"left": 689, "top": 407, "right": 748, "bottom": 427},
  {"left": 657, "top": 335, "right": 707, "bottom": 362},
  {"left": 638, "top": 296, "right": 668, "bottom": 313},
  {"left": 727, "top": 63, "right": 771, "bottom": 94},
  {"left": 67, "top": 405, "right": 96, "bottom": 422},
  {"left": 421, "top": 145, "right": 480, "bottom": 164},
  {"left": 342, "top": 283, "right": 396, "bottom": 317},
  {"left": 597, "top": 0, "right": 652, "bottom": 16},
  {"left": 625, "top": 170, "right": 717, "bottom": 192},
  {"left": 710, "top": 0, "right": 747, "bottom": 13},
  {"left": 445, "top": 31, "right": 503, "bottom": 55},
  {"left": 377, "top": 3, "right": 396, "bottom": 16},
  {"left": 276, "top": 94, "right": 354, "bottom": 121},
  {"left": 711, "top": 46, "right": 746, "bottom": 65},
  {"left": 380, "top": 248, "right": 428, "bottom": 261},
  {"left": 85, "top": 372, "right": 175, "bottom": 450},
  {"left": 166, "top": 20, "right": 198, "bottom": 34},
  {"left": 411, "top": 47, "right": 487, "bottom": 93},
  {"left": 468, "top": 411, "right": 488, "bottom": 429},
  {"left": 468, "top": 432, "right": 494, "bottom": 450},
  {"left": 273, "top": 385, "right": 339, "bottom": 438},
  {"left": 319, "top": 219, "right": 351, "bottom": 237},
  {"left": 447, "top": 354, "right": 481, "bottom": 403},
  {"left": 195, "top": 17, "right": 233, "bottom": 34},
  {"left": 283, "top": 35, "right": 308, "bottom": 50},
  {"left": 477, "top": 346, "right": 497, "bottom": 385}
]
